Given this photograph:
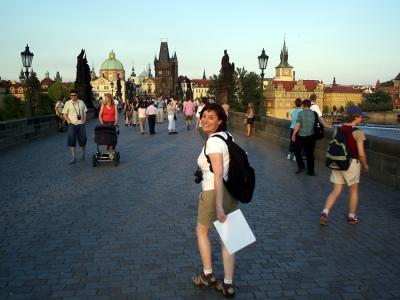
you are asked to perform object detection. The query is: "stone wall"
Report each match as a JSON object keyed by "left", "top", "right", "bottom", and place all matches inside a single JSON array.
[
  {"left": 0, "top": 110, "right": 95, "bottom": 150},
  {"left": 229, "top": 112, "right": 400, "bottom": 190}
]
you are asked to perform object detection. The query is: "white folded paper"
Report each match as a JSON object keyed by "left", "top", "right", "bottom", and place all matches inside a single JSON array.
[{"left": 213, "top": 209, "right": 256, "bottom": 255}]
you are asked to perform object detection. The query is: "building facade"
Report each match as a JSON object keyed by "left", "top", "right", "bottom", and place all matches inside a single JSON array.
[
  {"left": 40, "top": 71, "right": 54, "bottom": 93},
  {"left": 192, "top": 79, "right": 212, "bottom": 100},
  {"left": 154, "top": 41, "right": 178, "bottom": 98},
  {"left": 376, "top": 73, "right": 400, "bottom": 109},
  {"left": 90, "top": 77, "right": 115, "bottom": 102},
  {"left": 323, "top": 79, "right": 363, "bottom": 111},
  {"left": 264, "top": 40, "right": 324, "bottom": 119},
  {"left": 93, "top": 51, "right": 126, "bottom": 102}
]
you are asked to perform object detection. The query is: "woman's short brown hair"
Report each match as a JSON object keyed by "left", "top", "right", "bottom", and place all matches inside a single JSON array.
[{"left": 200, "top": 103, "right": 227, "bottom": 132}]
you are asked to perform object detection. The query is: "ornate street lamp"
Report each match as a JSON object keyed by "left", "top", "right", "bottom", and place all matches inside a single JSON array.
[
  {"left": 258, "top": 48, "right": 269, "bottom": 116},
  {"left": 110, "top": 81, "right": 114, "bottom": 98},
  {"left": 21, "top": 44, "right": 34, "bottom": 80}
]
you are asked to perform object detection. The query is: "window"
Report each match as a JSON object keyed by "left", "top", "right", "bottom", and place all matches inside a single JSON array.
[
  {"left": 18, "top": 87, "right": 23, "bottom": 93},
  {"left": 10, "top": 87, "right": 15, "bottom": 93},
  {"left": 159, "top": 71, "right": 163, "bottom": 75}
]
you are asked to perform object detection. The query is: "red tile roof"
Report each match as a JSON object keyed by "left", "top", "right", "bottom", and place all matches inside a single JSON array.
[
  {"left": 271, "top": 80, "right": 320, "bottom": 92},
  {"left": 192, "top": 79, "right": 212, "bottom": 87},
  {"left": 41, "top": 78, "right": 54, "bottom": 86},
  {"left": 324, "top": 85, "right": 362, "bottom": 93}
]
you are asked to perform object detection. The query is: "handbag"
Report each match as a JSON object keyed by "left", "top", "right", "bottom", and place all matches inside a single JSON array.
[
  {"left": 313, "top": 112, "right": 324, "bottom": 140},
  {"left": 243, "top": 116, "right": 248, "bottom": 125}
]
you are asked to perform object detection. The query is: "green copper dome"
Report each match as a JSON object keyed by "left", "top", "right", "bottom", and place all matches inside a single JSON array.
[{"left": 100, "top": 51, "right": 124, "bottom": 71}]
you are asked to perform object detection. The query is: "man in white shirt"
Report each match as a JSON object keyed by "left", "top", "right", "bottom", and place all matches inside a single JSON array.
[
  {"left": 63, "top": 90, "right": 88, "bottom": 164},
  {"left": 146, "top": 100, "right": 158, "bottom": 134},
  {"left": 310, "top": 93, "right": 322, "bottom": 117}
]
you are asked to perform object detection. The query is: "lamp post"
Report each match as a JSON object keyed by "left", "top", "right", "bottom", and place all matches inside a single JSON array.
[
  {"left": 258, "top": 48, "right": 269, "bottom": 116},
  {"left": 110, "top": 81, "right": 114, "bottom": 99},
  {"left": 21, "top": 44, "right": 34, "bottom": 80},
  {"left": 21, "top": 44, "right": 34, "bottom": 116}
]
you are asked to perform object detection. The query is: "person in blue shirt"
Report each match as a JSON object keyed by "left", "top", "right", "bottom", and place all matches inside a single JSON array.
[{"left": 287, "top": 98, "right": 303, "bottom": 160}]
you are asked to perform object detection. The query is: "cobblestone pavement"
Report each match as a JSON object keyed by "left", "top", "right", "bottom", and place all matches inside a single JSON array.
[{"left": 0, "top": 114, "right": 399, "bottom": 300}]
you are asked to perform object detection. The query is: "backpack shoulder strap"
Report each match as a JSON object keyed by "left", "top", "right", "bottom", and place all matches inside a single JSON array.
[{"left": 204, "top": 133, "right": 229, "bottom": 172}]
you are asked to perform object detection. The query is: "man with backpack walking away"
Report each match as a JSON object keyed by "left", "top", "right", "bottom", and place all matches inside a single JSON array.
[{"left": 320, "top": 105, "right": 369, "bottom": 226}]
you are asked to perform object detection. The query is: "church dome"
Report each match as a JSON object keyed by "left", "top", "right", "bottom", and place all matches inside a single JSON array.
[
  {"left": 100, "top": 51, "right": 124, "bottom": 71},
  {"left": 139, "top": 68, "right": 148, "bottom": 79}
]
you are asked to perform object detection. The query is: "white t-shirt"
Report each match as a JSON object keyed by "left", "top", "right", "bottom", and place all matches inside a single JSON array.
[
  {"left": 138, "top": 107, "right": 147, "bottom": 118},
  {"left": 197, "top": 132, "right": 231, "bottom": 191},
  {"left": 146, "top": 104, "right": 157, "bottom": 115},
  {"left": 196, "top": 104, "right": 205, "bottom": 128},
  {"left": 310, "top": 103, "right": 322, "bottom": 117},
  {"left": 55, "top": 101, "right": 64, "bottom": 115},
  {"left": 62, "top": 99, "right": 88, "bottom": 125}
]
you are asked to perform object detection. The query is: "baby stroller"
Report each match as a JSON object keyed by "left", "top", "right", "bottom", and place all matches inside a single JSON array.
[{"left": 92, "top": 124, "right": 120, "bottom": 167}]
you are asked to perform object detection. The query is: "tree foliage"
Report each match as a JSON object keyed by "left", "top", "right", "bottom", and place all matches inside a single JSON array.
[
  {"left": 25, "top": 72, "right": 41, "bottom": 116},
  {"left": 362, "top": 91, "right": 393, "bottom": 111},
  {"left": 48, "top": 81, "right": 68, "bottom": 103},
  {"left": 0, "top": 95, "right": 28, "bottom": 121},
  {"left": 234, "top": 67, "right": 262, "bottom": 114},
  {"left": 207, "top": 67, "right": 262, "bottom": 114}
]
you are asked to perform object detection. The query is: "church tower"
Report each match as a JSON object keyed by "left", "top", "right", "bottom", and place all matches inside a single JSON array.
[
  {"left": 275, "top": 39, "right": 293, "bottom": 81},
  {"left": 154, "top": 40, "right": 178, "bottom": 97}
]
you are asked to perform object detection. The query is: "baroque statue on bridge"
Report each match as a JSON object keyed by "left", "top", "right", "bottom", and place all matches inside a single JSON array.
[
  {"left": 75, "top": 49, "right": 93, "bottom": 108},
  {"left": 218, "top": 50, "right": 235, "bottom": 105}
]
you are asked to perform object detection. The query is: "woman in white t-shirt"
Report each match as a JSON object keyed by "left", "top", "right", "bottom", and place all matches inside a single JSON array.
[{"left": 192, "top": 103, "right": 238, "bottom": 298}]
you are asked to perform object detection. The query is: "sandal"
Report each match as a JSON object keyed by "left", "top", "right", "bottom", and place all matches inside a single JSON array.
[
  {"left": 192, "top": 272, "right": 217, "bottom": 288},
  {"left": 216, "top": 281, "right": 236, "bottom": 298}
]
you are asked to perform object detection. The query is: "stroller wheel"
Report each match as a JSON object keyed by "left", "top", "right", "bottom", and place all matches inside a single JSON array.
[
  {"left": 92, "top": 154, "right": 98, "bottom": 167},
  {"left": 114, "top": 152, "right": 120, "bottom": 166}
]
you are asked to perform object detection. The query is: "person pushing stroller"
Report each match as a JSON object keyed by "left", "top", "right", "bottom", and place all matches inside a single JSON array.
[{"left": 99, "top": 94, "right": 118, "bottom": 152}]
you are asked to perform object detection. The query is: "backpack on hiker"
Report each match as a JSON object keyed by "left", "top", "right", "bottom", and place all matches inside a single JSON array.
[
  {"left": 205, "top": 132, "right": 255, "bottom": 203},
  {"left": 325, "top": 125, "right": 359, "bottom": 171},
  {"left": 313, "top": 111, "right": 324, "bottom": 140}
]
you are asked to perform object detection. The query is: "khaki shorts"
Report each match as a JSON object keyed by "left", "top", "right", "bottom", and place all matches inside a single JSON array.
[
  {"left": 185, "top": 115, "right": 193, "bottom": 121},
  {"left": 330, "top": 159, "right": 361, "bottom": 186},
  {"left": 197, "top": 186, "right": 238, "bottom": 226}
]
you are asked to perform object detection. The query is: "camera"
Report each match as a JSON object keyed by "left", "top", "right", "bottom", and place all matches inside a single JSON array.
[
  {"left": 77, "top": 115, "right": 82, "bottom": 120},
  {"left": 194, "top": 167, "right": 203, "bottom": 184}
]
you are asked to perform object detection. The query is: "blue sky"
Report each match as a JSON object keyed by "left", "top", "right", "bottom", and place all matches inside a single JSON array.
[{"left": 1, "top": 0, "right": 399, "bottom": 85}]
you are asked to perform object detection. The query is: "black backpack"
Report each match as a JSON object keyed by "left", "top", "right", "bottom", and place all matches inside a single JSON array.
[
  {"left": 313, "top": 111, "right": 324, "bottom": 140},
  {"left": 205, "top": 133, "right": 255, "bottom": 203},
  {"left": 325, "top": 127, "right": 359, "bottom": 170}
]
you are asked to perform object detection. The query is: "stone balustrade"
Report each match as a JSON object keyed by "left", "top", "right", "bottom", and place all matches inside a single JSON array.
[
  {"left": 229, "top": 111, "right": 400, "bottom": 190},
  {"left": 0, "top": 110, "right": 96, "bottom": 150}
]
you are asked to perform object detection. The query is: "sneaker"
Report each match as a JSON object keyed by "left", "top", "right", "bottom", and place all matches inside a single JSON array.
[
  {"left": 215, "top": 281, "right": 236, "bottom": 298},
  {"left": 79, "top": 153, "right": 85, "bottom": 161},
  {"left": 192, "top": 272, "right": 217, "bottom": 288},
  {"left": 320, "top": 213, "right": 328, "bottom": 225},
  {"left": 286, "top": 153, "right": 292, "bottom": 160},
  {"left": 347, "top": 216, "right": 360, "bottom": 224},
  {"left": 69, "top": 157, "right": 76, "bottom": 164},
  {"left": 292, "top": 156, "right": 296, "bottom": 162}
]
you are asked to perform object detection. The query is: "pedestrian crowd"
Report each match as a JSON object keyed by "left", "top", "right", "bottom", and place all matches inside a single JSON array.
[{"left": 58, "top": 90, "right": 369, "bottom": 299}]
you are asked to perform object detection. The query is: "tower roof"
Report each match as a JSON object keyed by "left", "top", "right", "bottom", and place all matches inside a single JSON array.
[
  {"left": 276, "top": 38, "right": 293, "bottom": 68},
  {"left": 158, "top": 42, "right": 170, "bottom": 61},
  {"left": 100, "top": 50, "right": 124, "bottom": 71}
]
